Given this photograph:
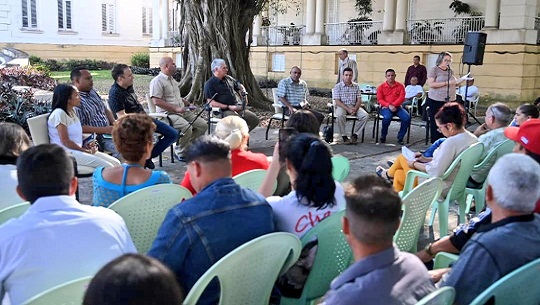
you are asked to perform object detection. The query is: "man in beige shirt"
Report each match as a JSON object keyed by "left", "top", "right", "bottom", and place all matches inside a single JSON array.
[{"left": 149, "top": 57, "right": 207, "bottom": 161}]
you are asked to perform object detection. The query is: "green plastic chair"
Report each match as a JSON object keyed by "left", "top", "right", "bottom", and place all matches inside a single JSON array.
[
  {"left": 401, "top": 142, "right": 483, "bottom": 237},
  {"left": 108, "top": 184, "right": 192, "bottom": 254},
  {"left": 331, "top": 155, "right": 350, "bottom": 182},
  {"left": 233, "top": 169, "right": 275, "bottom": 193},
  {"left": 394, "top": 178, "right": 443, "bottom": 253},
  {"left": 183, "top": 232, "right": 302, "bottom": 305},
  {"left": 464, "top": 140, "right": 514, "bottom": 215},
  {"left": 21, "top": 276, "right": 93, "bottom": 305},
  {"left": 433, "top": 252, "right": 460, "bottom": 269},
  {"left": 280, "top": 210, "right": 352, "bottom": 305},
  {"left": 415, "top": 286, "right": 455, "bottom": 305},
  {"left": 0, "top": 201, "right": 30, "bottom": 226},
  {"left": 468, "top": 257, "right": 540, "bottom": 305}
]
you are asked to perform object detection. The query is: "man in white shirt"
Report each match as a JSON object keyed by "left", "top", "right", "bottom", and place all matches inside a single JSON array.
[
  {"left": 457, "top": 79, "right": 478, "bottom": 101},
  {"left": 0, "top": 144, "right": 136, "bottom": 305},
  {"left": 403, "top": 76, "right": 424, "bottom": 108}
]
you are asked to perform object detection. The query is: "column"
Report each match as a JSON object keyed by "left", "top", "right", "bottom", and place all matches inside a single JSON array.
[
  {"left": 161, "top": 0, "right": 169, "bottom": 43},
  {"left": 395, "top": 0, "right": 408, "bottom": 31},
  {"left": 305, "top": 0, "right": 316, "bottom": 34},
  {"left": 382, "top": 0, "right": 396, "bottom": 32},
  {"left": 151, "top": 0, "right": 162, "bottom": 47},
  {"left": 315, "top": 0, "right": 326, "bottom": 34},
  {"left": 486, "top": 0, "right": 536, "bottom": 43},
  {"left": 252, "top": 15, "right": 262, "bottom": 46},
  {"left": 484, "top": 0, "right": 500, "bottom": 28}
]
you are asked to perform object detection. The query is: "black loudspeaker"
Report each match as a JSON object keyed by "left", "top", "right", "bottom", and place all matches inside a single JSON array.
[{"left": 462, "top": 32, "right": 487, "bottom": 65}]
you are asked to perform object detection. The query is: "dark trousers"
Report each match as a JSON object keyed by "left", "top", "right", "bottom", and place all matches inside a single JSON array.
[
  {"left": 284, "top": 105, "right": 325, "bottom": 125},
  {"left": 151, "top": 119, "right": 179, "bottom": 159},
  {"left": 426, "top": 97, "right": 447, "bottom": 144}
]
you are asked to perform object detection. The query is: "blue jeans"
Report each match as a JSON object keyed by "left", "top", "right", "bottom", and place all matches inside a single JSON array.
[
  {"left": 151, "top": 119, "right": 179, "bottom": 159},
  {"left": 380, "top": 107, "right": 411, "bottom": 140}
]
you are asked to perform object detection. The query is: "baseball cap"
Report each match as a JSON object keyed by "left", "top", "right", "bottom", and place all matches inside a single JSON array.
[{"left": 504, "top": 119, "right": 540, "bottom": 155}]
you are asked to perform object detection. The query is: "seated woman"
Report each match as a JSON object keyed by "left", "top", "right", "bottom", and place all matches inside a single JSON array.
[
  {"left": 93, "top": 114, "right": 171, "bottom": 207},
  {"left": 0, "top": 122, "right": 31, "bottom": 209},
  {"left": 260, "top": 133, "right": 345, "bottom": 237},
  {"left": 376, "top": 102, "right": 478, "bottom": 193},
  {"left": 512, "top": 103, "right": 539, "bottom": 126},
  {"left": 180, "top": 116, "right": 268, "bottom": 195},
  {"left": 83, "top": 253, "right": 183, "bottom": 305},
  {"left": 48, "top": 83, "right": 120, "bottom": 169}
]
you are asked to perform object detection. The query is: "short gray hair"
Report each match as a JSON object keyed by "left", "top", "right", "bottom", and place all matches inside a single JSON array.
[
  {"left": 211, "top": 59, "right": 226, "bottom": 73},
  {"left": 487, "top": 102, "right": 512, "bottom": 126},
  {"left": 487, "top": 153, "right": 540, "bottom": 213}
]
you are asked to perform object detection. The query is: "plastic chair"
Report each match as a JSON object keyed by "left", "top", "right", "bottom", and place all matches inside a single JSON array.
[
  {"left": 415, "top": 286, "right": 455, "bottom": 305},
  {"left": 394, "top": 178, "right": 443, "bottom": 253},
  {"left": 146, "top": 94, "right": 176, "bottom": 167},
  {"left": 183, "top": 232, "right": 302, "bottom": 305},
  {"left": 401, "top": 142, "right": 483, "bottom": 237},
  {"left": 433, "top": 252, "right": 460, "bottom": 269},
  {"left": 468, "top": 94, "right": 480, "bottom": 117},
  {"left": 331, "top": 155, "right": 350, "bottom": 182},
  {"left": 468, "top": 257, "right": 540, "bottom": 305},
  {"left": 464, "top": 140, "right": 514, "bottom": 215},
  {"left": 280, "top": 210, "right": 352, "bottom": 305},
  {"left": 108, "top": 184, "right": 192, "bottom": 253},
  {"left": 21, "top": 276, "right": 93, "bottom": 305},
  {"left": 266, "top": 88, "right": 289, "bottom": 140},
  {"left": 408, "top": 91, "right": 425, "bottom": 117},
  {"left": 0, "top": 201, "right": 30, "bottom": 226},
  {"left": 233, "top": 169, "right": 275, "bottom": 193},
  {"left": 206, "top": 106, "right": 222, "bottom": 134}
]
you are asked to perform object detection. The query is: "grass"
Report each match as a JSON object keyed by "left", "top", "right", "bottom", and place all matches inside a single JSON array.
[{"left": 50, "top": 70, "right": 112, "bottom": 82}]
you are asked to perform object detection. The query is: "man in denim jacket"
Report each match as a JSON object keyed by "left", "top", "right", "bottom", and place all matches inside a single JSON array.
[{"left": 148, "top": 136, "right": 275, "bottom": 304}]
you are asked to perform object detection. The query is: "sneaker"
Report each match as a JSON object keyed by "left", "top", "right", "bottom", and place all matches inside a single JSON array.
[
  {"left": 342, "top": 136, "right": 350, "bottom": 144},
  {"left": 350, "top": 134, "right": 358, "bottom": 145},
  {"left": 174, "top": 152, "right": 187, "bottom": 163},
  {"left": 398, "top": 138, "right": 404, "bottom": 145},
  {"left": 144, "top": 159, "right": 155, "bottom": 169},
  {"left": 380, "top": 137, "right": 386, "bottom": 143}
]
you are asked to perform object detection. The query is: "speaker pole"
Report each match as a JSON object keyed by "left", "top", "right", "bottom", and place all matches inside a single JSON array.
[{"left": 463, "top": 64, "right": 482, "bottom": 126}]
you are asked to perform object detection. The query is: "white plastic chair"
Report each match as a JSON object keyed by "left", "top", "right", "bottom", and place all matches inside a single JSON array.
[
  {"left": 233, "top": 169, "right": 276, "bottom": 193},
  {"left": 21, "top": 276, "right": 93, "bottom": 305},
  {"left": 108, "top": 184, "right": 192, "bottom": 253},
  {"left": 415, "top": 286, "right": 455, "bottom": 305},
  {"left": 468, "top": 94, "right": 480, "bottom": 117},
  {"left": 265, "top": 88, "right": 289, "bottom": 140},
  {"left": 0, "top": 201, "right": 30, "bottom": 226}
]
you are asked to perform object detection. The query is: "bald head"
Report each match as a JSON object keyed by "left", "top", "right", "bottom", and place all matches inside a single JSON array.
[{"left": 159, "top": 57, "right": 176, "bottom": 76}]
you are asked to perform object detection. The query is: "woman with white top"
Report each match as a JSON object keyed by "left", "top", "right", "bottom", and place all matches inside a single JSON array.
[
  {"left": 48, "top": 83, "right": 120, "bottom": 169},
  {"left": 259, "top": 133, "right": 345, "bottom": 238}
]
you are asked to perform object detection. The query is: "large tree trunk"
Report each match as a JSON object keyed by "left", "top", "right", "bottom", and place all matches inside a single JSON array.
[{"left": 176, "top": 0, "right": 271, "bottom": 110}]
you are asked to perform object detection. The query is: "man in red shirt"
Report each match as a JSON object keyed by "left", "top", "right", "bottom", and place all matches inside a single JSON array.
[{"left": 376, "top": 69, "right": 410, "bottom": 144}]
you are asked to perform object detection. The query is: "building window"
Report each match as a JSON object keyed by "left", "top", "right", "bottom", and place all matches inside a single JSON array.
[
  {"left": 57, "top": 0, "right": 72, "bottom": 30},
  {"left": 21, "top": 0, "right": 38, "bottom": 29},
  {"left": 142, "top": 6, "right": 152, "bottom": 34},
  {"left": 101, "top": 2, "right": 116, "bottom": 33},
  {"left": 271, "top": 53, "right": 285, "bottom": 72}
]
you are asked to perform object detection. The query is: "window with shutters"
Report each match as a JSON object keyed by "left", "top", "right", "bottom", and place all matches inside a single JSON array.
[
  {"left": 270, "top": 53, "right": 285, "bottom": 72},
  {"left": 328, "top": 0, "right": 339, "bottom": 24},
  {"left": 21, "top": 0, "right": 38, "bottom": 29},
  {"left": 142, "top": 6, "right": 152, "bottom": 35},
  {"left": 101, "top": 2, "right": 116, "bottom": 34},
  {"left": 57, "top": 0, "right": 72, "bottom": 30}
]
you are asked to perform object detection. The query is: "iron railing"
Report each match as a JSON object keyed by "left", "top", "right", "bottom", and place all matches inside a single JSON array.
[
  {"left": 261, "top": 25, "right": 305, "bottom": 46},
  {"left": 325, "top": 21, "right": 383, "bottom": 45},
  {"left": 407, "top": 16, "right": 485, "bottom": 44},
  {"left": 167, "top": 31, "right": 183, "bottom": 47},
  {"left": 535, "top": 17, "right": 540, "bottom": 44}
]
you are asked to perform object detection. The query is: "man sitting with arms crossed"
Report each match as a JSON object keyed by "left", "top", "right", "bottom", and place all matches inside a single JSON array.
[
  {"left": 0, "top": 144, "right": 135, "bottom": 305},
  {"left": 148, "top": 136, "right": 275, "bottom": 305},
  {"left": 150, "top": 57, "right": 207, "bottom": 162},
  {"left": 321, "top": 175, "right": 434, "bottom": 305},
  {"left": 436, "top": 153, "right": 540, "bottom": 305},
  {"left": 402, "top": 76, "right": 424, "bottom": 109},
  {"left": 108, "top": 63, "right": 178, "bottom": 169},
  {"left": 203, "top": 58, "right": 260, "bottom": 131},
  {"left": 332, "top": 67, "right": 368, "bottom": 145}
]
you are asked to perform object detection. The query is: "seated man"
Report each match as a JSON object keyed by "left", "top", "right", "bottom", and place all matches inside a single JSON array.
[
  {"left": 376, "top": 69, "right": 411, "bottom": 145},
  {"left": 148, "top": 136, "right": 275, "bottom": 305},
  {"left": 0, "top": 144, "right": 135, "bottom": 305},
  {"left": 332, "top": 67, "right": 368, "bottom": 145},
  {"left": 203, "top": 58, "right": 260, "bottom": 131},
  {"left": 108, "top": 63, "right": 178, "bottom": 169},
  {"left": 321, "top": 175, "right": 434, "bottom": 305},
  {"left": 457, "top": 78, "right": 478, "bottom": 102},
  {"left": 149, "top": 57, "right": 207, "bottom": 162},
  {"left": 403, "top": 76, "right": 424, "bottom": 108},
  {"left": 276, "top": 66, "right": 325, "bottom": 124},
  {"left": 72, "top": 67, "right": 120, "bottom": 159},
  {"left": 438, "top": 153, "right": 540, "bottom": 305}
]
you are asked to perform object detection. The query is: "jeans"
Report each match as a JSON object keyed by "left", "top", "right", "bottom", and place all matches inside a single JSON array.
[
  {"left": 380, "top": 107, "right": 411, "bottom": 140},
  {"left": 152, "top": 119, "right": 179, "bottom": 159}
]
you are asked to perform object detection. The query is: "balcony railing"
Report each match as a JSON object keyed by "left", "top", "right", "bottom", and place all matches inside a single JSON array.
[
  {"left": 167, "top": 31, "right": 183, "bottom": 47},
  {"left": 407, "top": 16, "right": 485, "bottom": 44},
  {"left": 325, "top": 21, "right": 383, "bottom": 45},
  {"left": 261, "top": 26, "right": 305, "bottom": 46},
  {"left": 535, "top": 17, "right": 540, "bottom": 44}
]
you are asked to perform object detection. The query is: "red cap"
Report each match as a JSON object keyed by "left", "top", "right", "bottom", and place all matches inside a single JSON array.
[{"left": 504, "top": 119, "right": 540, "bottom": 155}]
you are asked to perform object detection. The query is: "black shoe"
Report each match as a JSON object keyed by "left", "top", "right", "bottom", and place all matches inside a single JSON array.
[
  {"left": 144, "top": 159, "right": 155, "bottom": 169},
  {"left": 174, "top": 152, "right": 187, "bottom": 163},
  {"left": 386, "top": 160, "right": 394, "bottom": 167},
  {"left": 398, "top": 139, "right": 404, "bottom": 145},
  {"left": 342, "top": 136, "right": 350, "bottom": 144},
  {"left": 380, "top": 137, "right": 386, "bottom": 143},
  {"left": 350, "top": 134, "right": 358, "bottom": 145}
]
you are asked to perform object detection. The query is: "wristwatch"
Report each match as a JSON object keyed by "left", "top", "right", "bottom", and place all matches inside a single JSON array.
[{"left": 424, "top": 242, "right": 435, "bottom": 257}]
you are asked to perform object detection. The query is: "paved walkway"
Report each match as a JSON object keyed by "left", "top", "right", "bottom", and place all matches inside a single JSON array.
[{"left": 79, "top": 116, "right": 473, "bottom": 245}]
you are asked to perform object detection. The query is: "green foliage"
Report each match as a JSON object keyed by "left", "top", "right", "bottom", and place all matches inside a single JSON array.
[
  {"left": 449, "top": 0, "right": 481, "bottom": 16},
  {"left": 0, "top": 66, "right": 57, "bottom": 91},
  {"left": 35, "top": 59, "right": 117, "bottom": 72},
  {"left": 29, "top": 55, "right": 42, "bottom": 65},
  {"left": 130, "top": 53, "right": 150, "bottom": 68},
  {"left": 0, "top": 82, "right": 52, "bottom": 132},
  {"left": 354, "top": 0, "right": 373, "bottom": 17}
]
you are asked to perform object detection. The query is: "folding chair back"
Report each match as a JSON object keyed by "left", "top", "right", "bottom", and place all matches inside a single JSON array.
[
  {"left": 415, "top": 287, "right": 455, "bottom": 305},
  {"left": 331, "top": 155, "right": 350, "bottom": 182},
  {"left": 0, "top": 201, "right": 30, "bottom": 226},
  {"left": 22, "top": 276, "right": 93, "bottom": 305}
]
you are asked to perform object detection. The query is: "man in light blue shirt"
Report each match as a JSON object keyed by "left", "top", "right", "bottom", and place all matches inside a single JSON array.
[
  {"left": 321, "top": 175, "right": 434, "bottom": 305},
  {"left": 0, "top": 144, "right": 136, "bottom": 305}
]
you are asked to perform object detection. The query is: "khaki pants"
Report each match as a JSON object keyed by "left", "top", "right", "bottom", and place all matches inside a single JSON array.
[
  {"left": 166, "top": 112, "right": 208, "bottom": 155},
  {"left": 220, "top": 109, "right": 260, "bottom": 131},
  {"left": 335, "top": 106, "right": 368, "bottom": 137}
]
